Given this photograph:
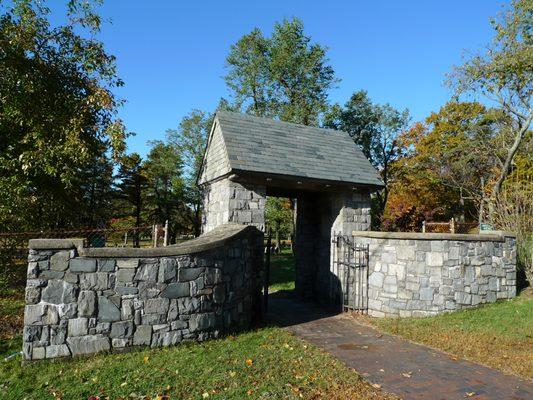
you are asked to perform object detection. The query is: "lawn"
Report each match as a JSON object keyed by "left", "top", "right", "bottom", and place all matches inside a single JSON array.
[
  {"left": 0, "top": 327, "right": 394, "bottom": 400},
  {"left": 0, "top": 288, "right": 24, "bottom": 358},
  {"left": 368, "top": 290, "right": 533, "bottom": 379},
  {"left": 0, "top": 251, "right": 394, "bottom": 400},
  {"left": 268, "top": 249, "right": 296, "bottom": 294}
]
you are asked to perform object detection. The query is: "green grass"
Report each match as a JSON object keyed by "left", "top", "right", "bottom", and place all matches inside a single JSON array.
[
  {"left": 0, "top": 327, "right": 393, "bottom": 400},
  {"left": 268, "top": 250, "right": 296, "bottom": 293},
  {"left": 0, "top": 251, "right": 393, "bottom": 399},
  {"left": 369, "top": 292, "right": 533, "bottom": 379},
  {"left": 0, "top": 294, "right": 24, "bottom": 357}
]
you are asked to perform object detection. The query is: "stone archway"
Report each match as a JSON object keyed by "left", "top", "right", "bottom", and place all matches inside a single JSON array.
[
  {"left": 200, "top": 175, "right": 372, "bottom": 306},
  {"left": 198, "top": 111, "right": 382, "bottom": 307}
]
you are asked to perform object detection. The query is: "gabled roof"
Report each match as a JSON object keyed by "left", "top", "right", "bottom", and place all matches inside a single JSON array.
[{"left": 198, "top": 110, "right": 384, "bottom": 188}]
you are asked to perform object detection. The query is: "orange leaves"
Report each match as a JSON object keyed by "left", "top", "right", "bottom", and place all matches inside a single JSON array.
[{"left": 245, "top": 359, "right": 253, "bottom": 366}]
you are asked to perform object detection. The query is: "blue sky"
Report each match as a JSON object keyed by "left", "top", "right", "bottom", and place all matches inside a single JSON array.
[{"left": 87, "top": 0, "right": 507, "bottom": 157}]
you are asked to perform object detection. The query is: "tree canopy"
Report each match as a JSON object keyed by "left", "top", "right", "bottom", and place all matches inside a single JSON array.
[
  {"left": 0, "top": 0, "right": 127, "bottom": 230},
  {"left": 225, "top": 18, "right": 338, "bottom": 125}
]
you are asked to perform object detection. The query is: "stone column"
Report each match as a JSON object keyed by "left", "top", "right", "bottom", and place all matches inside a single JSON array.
[
  {"left": 294, "top": 188, "right": 372, "bottom": 305},
  {"left": 201, "top": 178, "right": 266, "bottom": 233},
  {"left": 294, "top": 194, "right": 319, "bottom": 299}
]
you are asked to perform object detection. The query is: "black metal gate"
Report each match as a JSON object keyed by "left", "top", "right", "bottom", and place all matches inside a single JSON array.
[{"left": 332, "top": 234, "right": 369, "bottom": 313}]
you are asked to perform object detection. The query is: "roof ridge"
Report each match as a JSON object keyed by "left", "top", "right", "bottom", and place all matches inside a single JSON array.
[{"left": 215, "top": 110, "right": 347, "bottom": 137}]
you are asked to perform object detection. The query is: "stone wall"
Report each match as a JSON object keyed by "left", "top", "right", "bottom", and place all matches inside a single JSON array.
[
  {"left": 201, "top": 178, "right": 266, "bottom": 234},
  {"left": 23, "top": 224, "right": 263, "bottom": 360},
  {"left": 353, "top": 231, "right": 517, "bottom": 317}
]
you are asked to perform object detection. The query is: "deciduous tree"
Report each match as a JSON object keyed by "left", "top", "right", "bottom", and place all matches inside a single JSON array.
[
  {"left": 325, "top": 91, "right": 410, "bottom": 220},
  {"left": 167, "top": 110, "right": 212, "bottom": 236},
  {"left": 448, "top": 0, "right": 532, "bottom": 212},
  {"left": 225, "top": 18, "right": 338, "bottom": 125},
  {"left": 0, "top": 0, "right": 127, "bottom": 231}
]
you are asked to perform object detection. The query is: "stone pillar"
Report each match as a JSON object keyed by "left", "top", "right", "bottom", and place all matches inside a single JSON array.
[
  {"left": 201, "top": 178, "right": 266, "bottom": 233},
  {"left": 294, "top": 194, "right": 319, "bottom": 299},
  {"left": 328, "top": 189, "right": 372, "bottom": 306},
  {"left": 294, "top": 189, "right": 372, "bottom": 304},
  {"left": 330, "top": 189, "right": 372, "bottom": 235}
]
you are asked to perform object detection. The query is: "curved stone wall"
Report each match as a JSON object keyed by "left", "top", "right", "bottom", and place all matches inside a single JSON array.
[
  {"left": 353, "top": 231, "right": 517, "bottom": 317},
  {"left": 23, "top": 224, "right": 263, "bottom": 360}
]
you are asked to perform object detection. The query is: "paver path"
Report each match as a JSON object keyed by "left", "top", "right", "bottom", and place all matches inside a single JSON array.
[{"left": 267, "top": 297, "right": 533, "bottom": 400}]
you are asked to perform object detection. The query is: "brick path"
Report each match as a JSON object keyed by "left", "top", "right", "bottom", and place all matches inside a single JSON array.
[{"left": 267, "top": 297, "right": 533, "bottom": 400}]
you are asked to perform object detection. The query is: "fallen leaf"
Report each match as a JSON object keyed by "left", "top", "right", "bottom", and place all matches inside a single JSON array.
[
  {"left": 401, "top": 371, "right": 412, "bottom": 378},
  {"left": 143, "top": 356, "right": 150, "bottom": 363},
  {"left": 371, "top": 383, "right": 381, "bottom": 389},
  {"left": 465, "top": 392, "right": 476, "bottom": 398},
  {"left": 229, "top": 371, "right": 236, "bottom": 378},
  {"left": 246, "top": 359, "right": 253, "bottom": 366},
  {"left": 202, "top": 392, "right": 209, "bottom": 398}
]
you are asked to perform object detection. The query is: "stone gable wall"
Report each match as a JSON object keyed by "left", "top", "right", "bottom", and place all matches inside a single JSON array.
[
  {"left": 23, "top": 225, "right": 263, "bottom": 360},
  {"left": 198, "top": 123, "right": 231, "bottom": 185},
  {"left": 353, "top": 233, "right": 517, "bottom": 317}
]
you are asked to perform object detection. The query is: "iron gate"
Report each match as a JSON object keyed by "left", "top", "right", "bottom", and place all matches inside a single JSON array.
[{"left": 332, "top": 234, "right": 369, "bottom": 313}]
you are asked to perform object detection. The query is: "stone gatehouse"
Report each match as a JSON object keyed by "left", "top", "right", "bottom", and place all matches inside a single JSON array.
[{"left": 198, "top": 111, "right": 383, "bottom": 302}]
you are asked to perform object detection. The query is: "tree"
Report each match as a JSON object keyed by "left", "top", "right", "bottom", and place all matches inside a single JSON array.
[
  {"left": 393, "top": 102, "right": 502, "bottom": 224},
  {"left": 78, "top": 152, "right": 116, "bottom": 228},
  {"left": 0, "top": 0, "right": 127, "bottom": 231},
  {"left": 449, "top": 0, "right": 532, "bottom": 213},
  {"left": 225, "top": 29, "right": 271, "bottom": 117},
  {"left": 115, "top": 153, "right": 147, "bottom": 246},
  {"left": 265, "top": 197, "right": 293, "bottom": 248},
  {"left": 167, "top": 110, "right": 211, "bottom": 236},
  {"left": 325, "top": 91, "right": 410, "bottom": 220},
  {"left": 225, "top": 18, "right": 338, "bottom": 125},
  {"left": 492, "top": 167, "right": 532, "bottom": 286},
  {"left": 143, "top": 142, "right": 187, "bottom": 241}
]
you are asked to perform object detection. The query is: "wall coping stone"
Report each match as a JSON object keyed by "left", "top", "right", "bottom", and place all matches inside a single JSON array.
[
  {"left": 28, "top": 239, "right": 85, "bottom": 250},
  {"left": 29, "top": 223, "right": 257, "bottom": 257},
  {"left": 352, "top": 230, "right": 515, "bottom": 242}
]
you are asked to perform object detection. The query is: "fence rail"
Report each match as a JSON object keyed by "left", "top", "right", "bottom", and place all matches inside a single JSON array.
[{"left": 422, "top": 219, "right": 478, "bottom": 234}]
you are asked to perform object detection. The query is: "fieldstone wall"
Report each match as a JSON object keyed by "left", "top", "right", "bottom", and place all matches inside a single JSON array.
[
  {"left": 353, "top": 231, "right": 517, "bottom": 317},
  {"left": 201, "top": 178, "right": 266, "bottom": 233},
  {"left": 23, "top": 224, "right": 263, "bottom": 360}
]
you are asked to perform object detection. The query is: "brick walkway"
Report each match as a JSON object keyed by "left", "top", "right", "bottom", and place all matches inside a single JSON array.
[{"left": 267, "top": 297, "right": 533, "bottom": 400}]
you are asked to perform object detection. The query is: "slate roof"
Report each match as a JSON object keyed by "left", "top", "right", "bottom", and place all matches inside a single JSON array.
[{"left": 204, "top": 110, "right": 383, "bottom": 187}]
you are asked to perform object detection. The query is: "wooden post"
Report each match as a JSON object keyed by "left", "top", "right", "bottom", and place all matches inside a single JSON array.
[
  {"left": 152, "top": 224, "right": 157, "bottom": 248},
  {"left": 422, "top": 221, "right": 426, "bottom": 233},
  {"left": 450, "top": 218, "right": 456, "bottom": 234},
  {"left": 163, "top": 220, "right": 169, "bottom": 246}
]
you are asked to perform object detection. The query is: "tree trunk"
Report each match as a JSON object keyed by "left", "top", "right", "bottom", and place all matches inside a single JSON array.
[{"left": 492, "top": 113, "right": 532, "bottom": 203}]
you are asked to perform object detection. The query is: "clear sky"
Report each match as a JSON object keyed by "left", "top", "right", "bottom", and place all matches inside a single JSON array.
[{"left": 86, "top": 0, "right": 508, "bottom": 157}]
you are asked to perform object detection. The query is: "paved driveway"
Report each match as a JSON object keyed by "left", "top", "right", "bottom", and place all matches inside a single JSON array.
[{"left": 267, "top": 297, "right": 533, "bottom": 400}]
